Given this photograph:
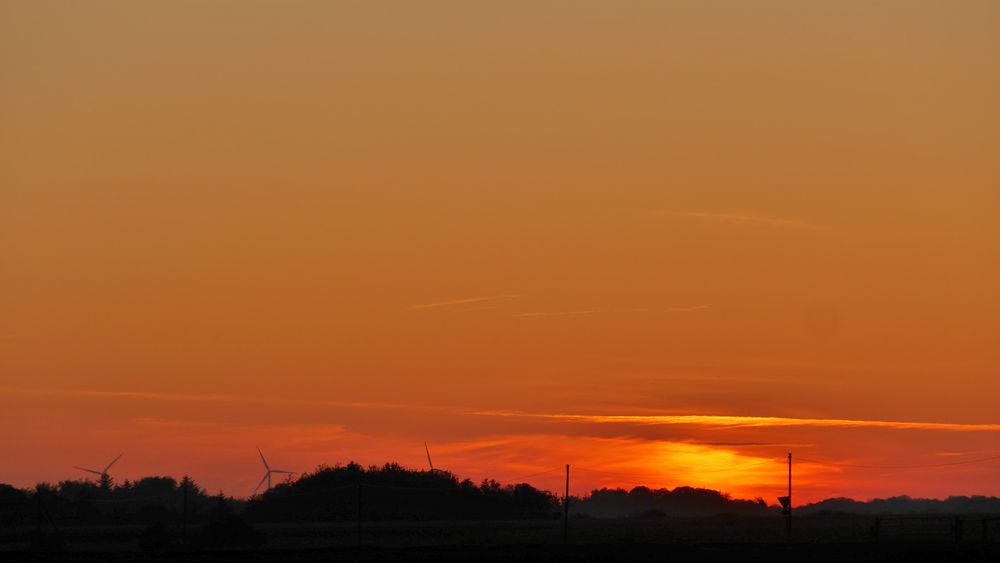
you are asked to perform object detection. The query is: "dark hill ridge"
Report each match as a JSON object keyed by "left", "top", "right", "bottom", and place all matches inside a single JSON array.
[
  {"left": 2, "top": 462, "right": 999, "bottom": 527},
  {"left": 571, "top": 486, "right": 770, "bottom": 518},
  {"left": 798, "top": 495, "right": 1000, "bottom": 515},
  {"left": 244, "top": 462, "right": 560, "bottom": 521}
]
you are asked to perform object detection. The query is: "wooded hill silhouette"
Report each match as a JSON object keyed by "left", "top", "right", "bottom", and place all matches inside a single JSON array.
[
  {"left": 572, "top": 486, "right": 771, "bottom": 518},
  {"left": 0, "top": 476, "right": 234, "bottom": 527},
  {"left": 244, "top": 462, "right": 560, "bottom": 521},
  {"left": 4, "top": 463, "right": 1000, "bottom": 527},
  {"left": 798, "top": 495, "right": 1000, "bottom": 515}
]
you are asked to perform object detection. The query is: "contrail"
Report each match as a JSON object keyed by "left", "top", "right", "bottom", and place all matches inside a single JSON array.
[
  {"left": 512, "top": 308, "right": 650, "bottom": 318},
  {"left": 678, "top": 211, "right": 825, "bottom": 231},
  {"left": 665, "top": 305, "right": 712, "bottom": 312},
  {"left": 409, "top": 294, "right": 522, "bottom": 310},
  {"left": 475, "top": 411, "right": 1000, "bottom": 432}
]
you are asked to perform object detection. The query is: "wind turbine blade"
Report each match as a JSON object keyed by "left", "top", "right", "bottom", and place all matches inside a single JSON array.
[
  {"left": 424, "top": 442, "right": 434, "bottom": 471},
  {"left": 75, "top": 467, "right": 103, "bottom": 475},
  {"left": 270, "top": 470, "right": 293, "bottom": 474},
  {"left": 253, "top": 472, "right": 269, "bottom": 495},
  {"left": 256, "top": 446, "right": 270, "bottom": 471},
  {"left": 103, "top": 453, "right": 124, "bottom": 473}
]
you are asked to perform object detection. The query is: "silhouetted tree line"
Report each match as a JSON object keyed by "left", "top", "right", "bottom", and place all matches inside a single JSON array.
[
  {"left": 244, "top": 462, "right": 560, "bottom": 521},
  {"left": 571, "top": 486, "right": 772, "bottom": 518},
  {"left": 798, "top": 495, "right": 1000, "bottom": 515},
  {"left": 7, "top": 466, "right": 997, "bottom": 529},
  {"left": 0, "top": 476, "right": 241, "bottom": 527}
]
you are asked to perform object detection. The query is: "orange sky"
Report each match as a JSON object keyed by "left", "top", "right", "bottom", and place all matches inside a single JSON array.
[{"left": 1, "top": 1, "right": 998, "bottom": 504}]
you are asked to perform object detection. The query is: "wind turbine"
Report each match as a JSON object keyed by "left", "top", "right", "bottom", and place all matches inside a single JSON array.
[
  {"left": 75, "top": 453, "right": 123, "bottom": 486},
  {"left": 424, "top": 442, "right": 440, "bottom": 473},
  {"left": 253, "top": 447, "right": 293, "bottom": 496}
]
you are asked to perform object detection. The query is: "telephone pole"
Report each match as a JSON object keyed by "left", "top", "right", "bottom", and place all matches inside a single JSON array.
[
  {"left": 356, "top": 481, "right": 363, "bottom": 548},
  {"left": 777, "top": 453, "right": 792, "bottom": 540},
  {"left": 563, "top": 464, "right": 570, "bottom": 545},
  {"left": 182, "top": 479, "right": 189, "bottom": 543},
  {"left": 786, "top": 452, "right": 792, "bottom": 539},
  {"left": 36, "top": 489, "right": 43, "bottom": 534}
]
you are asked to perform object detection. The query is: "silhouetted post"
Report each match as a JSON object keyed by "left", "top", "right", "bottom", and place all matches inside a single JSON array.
[
  {"left": 356, "top": 482, "right": 362, "bottom": 548},
  {"left": 563, "top": 464, "right": 570, "bottom": 545},
  {"left": 786, "top": 452, "right": 792, "bottom": 540},
  {"left": 182, "top": 480, "right": 188, "bottom": 543},
  {"left": 35, "top": 489, "right": 42, "bottom": 534}
]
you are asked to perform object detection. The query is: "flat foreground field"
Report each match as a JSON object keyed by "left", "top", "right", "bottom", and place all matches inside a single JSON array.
[{"left": 3, "top": 516, "right": 999, "bottom": 561}]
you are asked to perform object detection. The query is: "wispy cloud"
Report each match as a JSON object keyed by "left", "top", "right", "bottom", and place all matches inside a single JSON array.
[
  {"left": 512, "top": 306, "right": 709, "bottom": 318},
  {"left": 512, "top": 308, "right": 650, "bottom": 318},
  {"left": 0, "top": 385, "right": 446, "bottom": 412},
  {"left": 678, "top": 211, "right": 825, "bottom": 231},
  {"left": 614, "top": 372, "right": 840, "bottom": 386},
  {"left": 131, "top": 417, "right": 350, "bottom": 446},
  {"left": 933, "top": 449, "right": 1000, "bottom": 457},
  {"left": 693, "top": 441, "right": 816, "bottom": 448},
  {"left": 476, "top": 411, "right": 1000, "bottom": 432},
  {"left": 409, "top": 294, "right": 522, "bottom": 310}
]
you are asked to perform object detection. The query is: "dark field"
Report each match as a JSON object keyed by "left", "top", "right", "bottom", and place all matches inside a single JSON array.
[{"left": 3, "top": 515, "right": 1000, "bottom": 562}]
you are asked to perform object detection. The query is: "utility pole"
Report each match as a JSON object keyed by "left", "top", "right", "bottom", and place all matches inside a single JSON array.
[
  {"left": 563, "top": 464, "right": 570, "bottom": 545},
  {"left": 786, "top": 452, "right": 792, "bottom": 540},
  {"left": 777, "top": 453, "right": 792, "bottom": 540},
  {"left": 36, "top": 489, "right": 42, "bottom": 534},
  {"left": 182, "top": 479, "right": 189, "bottom": 543},
  {"left": 356, "top": 481, "right": 363, "bottom": 548}
]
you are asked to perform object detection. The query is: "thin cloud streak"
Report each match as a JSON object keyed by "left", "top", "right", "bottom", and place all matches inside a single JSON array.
[
  {"left": 0, "top": 385, "right": 448, "bottom": 412},
  {"left": 13, "top": 386, "right": 996, "bottom": 433},
  {"left": 679, "top": 211, "right": 825, "bottom": 231},
  {"left": 409, "top": 294, "right": 522, "bottom": 310},
  {"left": 512, "top": 308, "right": 650, "bottom": 318},
  {"left": 476, "top": 411, "right": 1000, "bottom": 432},
  {"left": 614, "top": 372, "right": 843, "bottom": 386},
  {"left": 512, "top": 306, "right": 709, "bottom": 318}
]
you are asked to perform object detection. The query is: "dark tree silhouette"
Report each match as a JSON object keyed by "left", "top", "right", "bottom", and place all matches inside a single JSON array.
[
  {"left": 2, "top": 476, "right": 226, "bottom": 527},
  {"left": 799, "top": 495, "right": 1000, "bottom": 515},
  {"left": 573, "top": 486, "right": 771, "bottom": 518},
  {"left": 243, "top": 462, "right": 560, "bottom": 522},
  {"left": 4, "top": 465, "right": 999, "bottom": 529}
]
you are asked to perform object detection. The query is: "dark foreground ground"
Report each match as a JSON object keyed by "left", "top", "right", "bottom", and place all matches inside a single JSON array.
[
  {"left": 3, "top": 516, "right": 1000, "bottom": 562},
  {"left": 4, "top": 542, "right": 1000, "bottom": 563}
]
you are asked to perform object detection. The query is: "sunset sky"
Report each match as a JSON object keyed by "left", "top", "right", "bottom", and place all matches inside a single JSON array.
[{"left": 2, "top": 1, "right": 998, "bottom": 504}]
